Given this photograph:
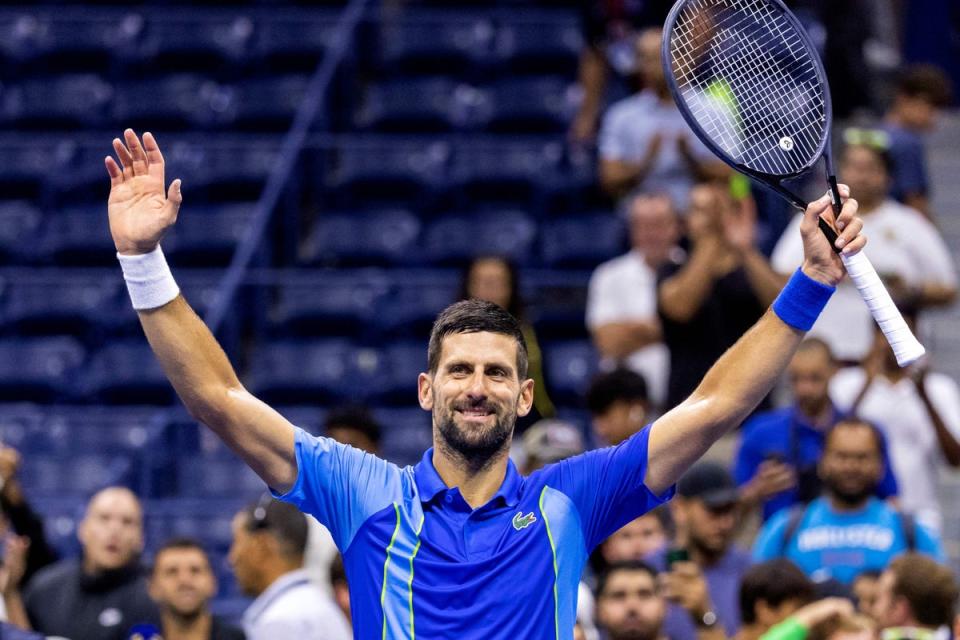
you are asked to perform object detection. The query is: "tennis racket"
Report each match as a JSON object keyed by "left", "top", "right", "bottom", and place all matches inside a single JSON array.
[{"left": 661, "top": 0, "right": 925, "bottom": 367}]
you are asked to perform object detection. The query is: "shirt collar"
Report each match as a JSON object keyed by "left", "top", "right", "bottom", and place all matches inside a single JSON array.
[
  {"left": 414, "top": 448, "right": 523, "bottom": 508},
  {"left": 243, "top": 569, "right": 312, "bottom": 625}
]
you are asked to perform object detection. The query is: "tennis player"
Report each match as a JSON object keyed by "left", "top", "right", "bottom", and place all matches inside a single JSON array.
[{"left": 105, "top": 129, "right": 865, "bottom": 639}]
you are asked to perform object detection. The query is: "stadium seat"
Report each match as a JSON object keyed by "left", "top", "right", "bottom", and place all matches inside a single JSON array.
[
  {"left": 373, "top": 341, "right": 429, "bottom": 405},
  {"left": 0, "top": 145, "right": 49, "bottom": 200},
  {"left": 543, "top": 340, "right": 599, "bottom": 401},
  {"left": 33, "top": 498, "right": 84, "bottom": 559},
  {"left": 230, "top": 74, "right": 310, "bottom": 131},
  {"left": 448, "top": 139, "right": 563, "bottom": 209},
  {"left": 372, "top": 271, "right": 459, "bottom": 339},
  {"left": 0, "top": 337, "right": 85, "bottom": 402},
  {"left": 269, "top": 271, "right": 392, "bottom": 337},
  {"left": 1, "top": 277, "right": 124, "bottom": 337},
  {"left": 300, "top": 210, "right": 421, "bottom": 267},
  {"left": 145, "top": 498, "right": 241, "bottom": 551},
  {"left": 164, "top": 203, "right": 252, "bottom": 267},
  {"left": 494, "top": 14, "right": 582, "bottom": 74},
  {"left": 253, "top": 11, "right": 339, "bottom": 71},
  {"left": 245, "top": 339, "right": 378, "bottom": 404},
  {"left": 0, "top": 10, "right": 124, "bottom": 73},
  {"left": 34, "top": 406, "right": 163, "bottom": 456},
  {"left": 162, "top": 138, "right": 279, "bottom": 202},
  {"left": 355, "top": 77, "right": 464, "bottom": 133},
  {"left": 374, "top": 407, "right": 432, "bottom": 467},
  {"left": 539, "top": 213, "right": 626, "bottom": 268},
  {"left": 178, "top": 457, "right": 266, "bottom": 497},
  {"left": 0, "top": 200, "right": 42, "bottom": 264},
  {"left": 137, "top": 14, "right": 254, "bottom": 73},
  {"left": 523, "top": 271, "right": 590, "bottom": 340},
  {"left": 39, "top": 205, "right": 118, "bottom": 266},
  {"left": 483, "top": 77, "right": 574, "bottom": 134},
  {"left": 10, "top": 74, "right": 113, "bottom": 129},
  {"left": 377, "top": 11, "right": 496, "bottom": 75},
  {"left": 20, "top": 453, "right": 134, "bottom": 496},
  {"left": 84, "top": 341, "right": 176, "bottom": 405},
  {"left": 422, "top": 211, "right": 537, "bottom": 266},
  {"left": 111, "top": 75, "right": 222, "bottom": 131}
]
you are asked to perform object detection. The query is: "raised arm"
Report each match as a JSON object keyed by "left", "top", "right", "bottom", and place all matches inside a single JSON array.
[
  {"left": 106, "top": 129, "right": 296, "bottom": 493},
  {"left": 644, "top": 189, "right": 865, "bottom": 495}
]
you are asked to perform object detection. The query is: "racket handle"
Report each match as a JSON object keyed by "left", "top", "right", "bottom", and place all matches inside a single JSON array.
[{"left": 840, "top": 250, "right": 926, "bottom": 367}]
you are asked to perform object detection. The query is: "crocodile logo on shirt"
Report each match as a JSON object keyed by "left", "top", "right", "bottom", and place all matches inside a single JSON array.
[{"left": 512, "top": 511, "right": 538, "bottom": 530}]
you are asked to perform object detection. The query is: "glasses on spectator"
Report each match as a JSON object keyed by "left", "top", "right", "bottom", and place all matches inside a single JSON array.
[{"left": 843, "top": 127, "right": 891, "bottom": 150}]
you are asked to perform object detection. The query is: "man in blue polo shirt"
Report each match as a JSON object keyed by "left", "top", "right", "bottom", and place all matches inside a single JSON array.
[{"left": 104, "top": 130, "right": 866, "bottom": 638}]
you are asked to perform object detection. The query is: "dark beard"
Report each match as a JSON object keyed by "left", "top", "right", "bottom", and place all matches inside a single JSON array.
[
  {"left": 435, "top": 399, "right": 516, "bottom": 473},
  {"left": 824, "top": 477, "right": 873, "bottom": 507}
]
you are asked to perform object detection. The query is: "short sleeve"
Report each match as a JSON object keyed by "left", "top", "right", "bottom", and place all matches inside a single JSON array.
[
  {"left": 272, "top": 428, "right": 401, "bottom": 551},
  {"left": 911, "top": 217, "right": 958, "bottom": 287},
  {"left": 538, "top": 425, "right": 675, "bottom": 551},
  {"left": 752, "top": 509, "right": 789, "bottom": 561},
  {"left": 585, "top": 264, "right": 620, "bottom": 329},
  {"left": 598, "top": 102, "right": 633, "bottom": 161}
]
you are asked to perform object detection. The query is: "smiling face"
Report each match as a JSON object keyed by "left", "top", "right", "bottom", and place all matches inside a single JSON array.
[
  {"left": 149, "top": 546, "right": 217, "bottom": 619},
  {"left": 419, "top": 331, "right": 534, "bottom": 467}
]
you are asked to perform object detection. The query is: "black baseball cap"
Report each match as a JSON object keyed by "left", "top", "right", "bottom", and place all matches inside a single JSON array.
[{"left": 676, "top": 461, "right": 739, "bottom": 509}]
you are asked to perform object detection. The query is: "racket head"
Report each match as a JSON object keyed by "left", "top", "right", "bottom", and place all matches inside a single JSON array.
[{"left": 662, "top": 0, "right": 834, "bottom": 185}]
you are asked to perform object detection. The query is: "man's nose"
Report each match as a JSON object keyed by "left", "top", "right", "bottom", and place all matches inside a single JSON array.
[{"left": 465, "top": 371, "right": 489, "bottom": 398}]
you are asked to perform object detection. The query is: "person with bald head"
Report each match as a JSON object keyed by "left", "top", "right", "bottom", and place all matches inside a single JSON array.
[{"left": 23, "top": 486, "right": 160, "bottom": 640}]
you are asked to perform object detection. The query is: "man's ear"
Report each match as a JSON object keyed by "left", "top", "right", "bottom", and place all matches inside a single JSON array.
[
  {"left": 516, "top": 378, "right": 535, "bottom": 417},
  {"left": 418, "top": 372, "right": 434, "bottom": 411}
]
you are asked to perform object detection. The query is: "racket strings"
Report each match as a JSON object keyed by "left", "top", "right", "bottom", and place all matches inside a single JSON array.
[{"left": 669, "top": 0, "right": 826, "bottom": 175}]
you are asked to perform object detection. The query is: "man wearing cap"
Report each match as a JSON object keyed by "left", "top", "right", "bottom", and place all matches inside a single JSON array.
[{"left": 648, "top": 462, "right": 752, "bottom": 640}]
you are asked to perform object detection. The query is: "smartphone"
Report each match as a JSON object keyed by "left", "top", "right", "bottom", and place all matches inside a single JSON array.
[{"left": 665, "top": 547, "right": 689, "bottom": 569}]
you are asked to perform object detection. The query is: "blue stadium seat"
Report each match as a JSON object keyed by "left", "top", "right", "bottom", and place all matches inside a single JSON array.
[
  {"left": 300, "top": 210, "right": 421, "bottom": 267},
  {"left": 543, "top": 340, "right": 599, "bottom": 401},
  {"left": 0, "top": 145, "right": 49, "bottom": 200},
  {"left": 84, "top": 341, "right": 175, "bottom": 405},
  {"left": 145, "top": 499, "right": 240, "bottom": 551},
  {"left": 10, "top": 75, "right": 112, "bottom": 128},
  {"left": 494, "top": 13, "right": 582, "bottom": 73},
  {"left": 372, "top": 271, "right": 459, "bottom": 339},
  {"left": 20, "top": 454, "right": 133, "bottom": 497},
  {"left": 0, "top": 337, "right": 85, "bottom": 402},
  {"left": 245, "top": 339, "right": 378, "bottom": 405},
  {"left": 355, "top": 77, "right": 463, "bottom": 133},
  {"left": 164, "top": 203, "right": 252, "bottom": 267},
  {"left": 111, "top": 75, "right": 221, "bottom": 131},
  {"left": 0, "top": 11, "right": 122, "bottom": 73},
  {"left": 448, "top": 140, "right": 563, "bottom": 208},
  {"left": 269, "top": 271, "right": 392, "bottom": 337},
  {"left": 179, "top": 457, "right": 266, "bottom": 498},
  {"left": 33, "top": 498, "right": 84, "bottom": 559},
  {"left": 374, "top": 407, "right": 433, "bottom": 467},
  {"left": 163, "top": 138, "right": 279, "bottom": 202},
  {"left": 39, "top": 205, "right": 117, "bottom": 266},
  {"left": 138, "top": 15, "right": 254, "bottom": 72},
  {"left": 1, "top": 278, "right": 123, "bottom": 337},
  {"left": 254, "top": 11, "right": 338, "bottom": 71},
  {"left": 31, "top": 406, "right": 163, "bottom": 456},
  {"left": 373, "top": 341, "right": 429, "bottom": 405},
  {"left": 422, "top": 211, "right": 537, "bottom": 266},
  {"left": 523, "top": 271, "right": 590, "bottom": 340},
  {"left": 484, "top": 77, "right": 575, "bottom": 134},
  {"left": 0, "top": 407, "right": 51, "bottom": 455},
  {"left": 0, "top": 200, "right": 42, "bottom": 263},
  {"left": 325, "top": 138, "right": 450, "bottom": 209},
  {"left": 230, "top": 75, "right": 309, "bottom": 131},
  {"left": 540, "top": 213, "right": 626, "bottom": 268},
  {"left": 378, "top": 12, "right": 496, "bottom": 75}
]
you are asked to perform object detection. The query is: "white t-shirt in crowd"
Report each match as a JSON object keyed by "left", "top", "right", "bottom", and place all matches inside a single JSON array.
[
  {"left": 586, "top": 250, "right": 669, "bottom": 407},
  {"left": 243, "top": 569, "right": 352, "bottom": 640},
  {"left": 304, "top": 516, "right": 338, "bottom": 596},
  {"left": 599, "top": 89, "right": 714, "bottom": 211},
  {"left": 772, "top": 199, "right": 957, "bottom": 361},
  {"left": 830, "top": 367, "right": 960, "bottom": 533}
]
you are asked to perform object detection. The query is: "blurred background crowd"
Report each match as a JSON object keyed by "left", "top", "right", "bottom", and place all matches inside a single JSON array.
[{"left": 0, "top": 0, "right": 958, "bottom": 638}]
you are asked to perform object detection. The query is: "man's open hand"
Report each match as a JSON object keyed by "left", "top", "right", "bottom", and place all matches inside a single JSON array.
[{"left": 105, "top": 129, "right": 182, "bottom": 256}]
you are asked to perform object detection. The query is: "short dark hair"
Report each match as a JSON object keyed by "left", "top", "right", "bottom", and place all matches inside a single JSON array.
[
  {"left": 596, "top": 560, "right": 659, "bottom": 599},
  {"left": 427, "top": 299, "right": 528, "bottom": 379},
  {"left": 586, "top": 369, "right": 649, "bottom": 416},
  {"left": 243, "top": 498, "right": 309, "bottom": 560},
  {"left": 825, "top": 418, "right": 884, "bottom": 456},
  {"left": 151, "top": 537, "right": 211, "bottom": 575},
  {"left": 739, "top": 560, "right": 816, "bottom": 624},
  {"left": 795, "top": 337, "right": 834, "bottom": 363},
  {"left": 459, "top": 256, "right": 524, "bottom": 320},
  {"left": 889, "top": 553, "right": 958, "bottom": 627},
  {"left": 330, "top": 553, "right": 346, "bottom": 587},
  {"left": 896, "top": 64, "right": 953, "bottom": 107},
  {"left": 325, "top": 405, "right": 382, "bottom": 446}
]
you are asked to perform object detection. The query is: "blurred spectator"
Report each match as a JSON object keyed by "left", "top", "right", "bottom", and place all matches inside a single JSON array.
[
  {"left": 328, "top": 555, "right": 349, "bottom": 629},
  {"left": 598, "top": 28, "right": 727, "bottom": 210},
  {"left": 868, "top": 553, "right": 957, "bottom": 636},
  {"left": 598, "top": 507, "right": 671, "bottom": 567},
  {"left": 736, "top": 560, "right": 816, "bottom": 640},
  {"left": 758, "top": 598, "right": 859, "bottom": 640},
  {"left": 586, "top": 368, "right": 651, "bottom": 446},
  {"left": 571, "top": 0, "right": 673, "bottom": 142},
  {"left": 659, "top": 182, "right": 782, "bottom": 409},
  {"left": 879, "top": 65, "right": 954, "bottom": 217},
  {"left": 831, "top": 321, "right": 960, "bottom": 534},
  {"left": 518, "top": 419, "right": 585, "bottom": 474},
  {"left": 586, "top": 193, "right": 680, "bottom": 408},
  {"left": 753, "top": 419, "right": 943, "bottom": 585},
  {"left": 807, "top": 613, "right": 875, "bottom": 640},
  {"left": 229, "top": 497, "right": 350, "bottom": 640},
  {"left": 0, "top": 534, "right": 32, "bottom": 632},
  {"left": 771, "top": 142, "right": 957, "bottom": 363},
  {"left": 460, "top": 256, "right": 555, "bottom": 429},
  {"left": 23, "top": 487, "right": 160, "bottom": 640},
  {"left": 851, "top": 570, "right": 881, "bottom": 618},
  {"left": 0, "top": 622, "right": 43, "bottom": 640},
  {"left": 148, "top": 538, "right": 244, "bottom": 640},
  {"left": 649, "top": 462, "right": 752, "bottom": 640},
  {"left": 0, "top": 446, "right": 57, "bottom": 587},
  {"left": 735, "top": 339, "right": 898, "bottom": 522},
  {"left": 304, "top": 406, "right": 381, "bottom": 593}
]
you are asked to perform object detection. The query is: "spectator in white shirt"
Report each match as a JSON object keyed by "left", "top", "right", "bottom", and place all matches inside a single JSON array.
[
  {"left": 586, "top": 192, "right": 680, "bottom": 408},
  {"left": 598, "top": 27, "right": 728, "bottom": 211},
  {"left": 831, "top": 319, "right": 960, "bottom": 533},
  {"left": 230, "top": 497, "right": 351, "bottom": 640},
  {"left": 771, "top": 141, "right": 956, "bottom": 363}
]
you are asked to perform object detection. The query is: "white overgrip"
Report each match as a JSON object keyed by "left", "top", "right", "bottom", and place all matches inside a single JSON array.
[{"left": 840, "top": 250, "right": 925, "bottom": 367}]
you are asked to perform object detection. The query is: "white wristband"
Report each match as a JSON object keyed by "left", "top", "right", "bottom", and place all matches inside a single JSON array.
[{"left": 117, "top": 245, "right": 180, "bottom": 310}]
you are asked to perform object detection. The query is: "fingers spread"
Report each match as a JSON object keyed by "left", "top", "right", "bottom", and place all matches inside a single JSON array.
[
  {"left": 104, "top": 156, "right": 123, "bottom": 186},
  {"left": 112, "top": 138, "right": 134, "bottom": 176},
  {"left": 124, "top": 129, "right": 149, "bottom": 176},
  {"left": 142, "top": 132, "right": 165, "bottom": 178}
]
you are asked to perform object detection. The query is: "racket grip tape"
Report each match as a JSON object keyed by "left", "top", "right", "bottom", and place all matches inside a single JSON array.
[{"left": 840, "top": 250, "right": 926, "bottom": 367}]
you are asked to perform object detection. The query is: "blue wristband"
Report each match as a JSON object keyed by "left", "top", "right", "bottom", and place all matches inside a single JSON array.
[{"left": 772, "top": 268, "right": 835, "bottom": 331}]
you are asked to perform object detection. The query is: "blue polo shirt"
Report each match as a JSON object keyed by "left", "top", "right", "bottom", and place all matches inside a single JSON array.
[
  {"left": 734, "top": 406, "right": 898, "bottom": 521},
  {"left": 274, "top": 424, "right": 673, "bottom": 639}
]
